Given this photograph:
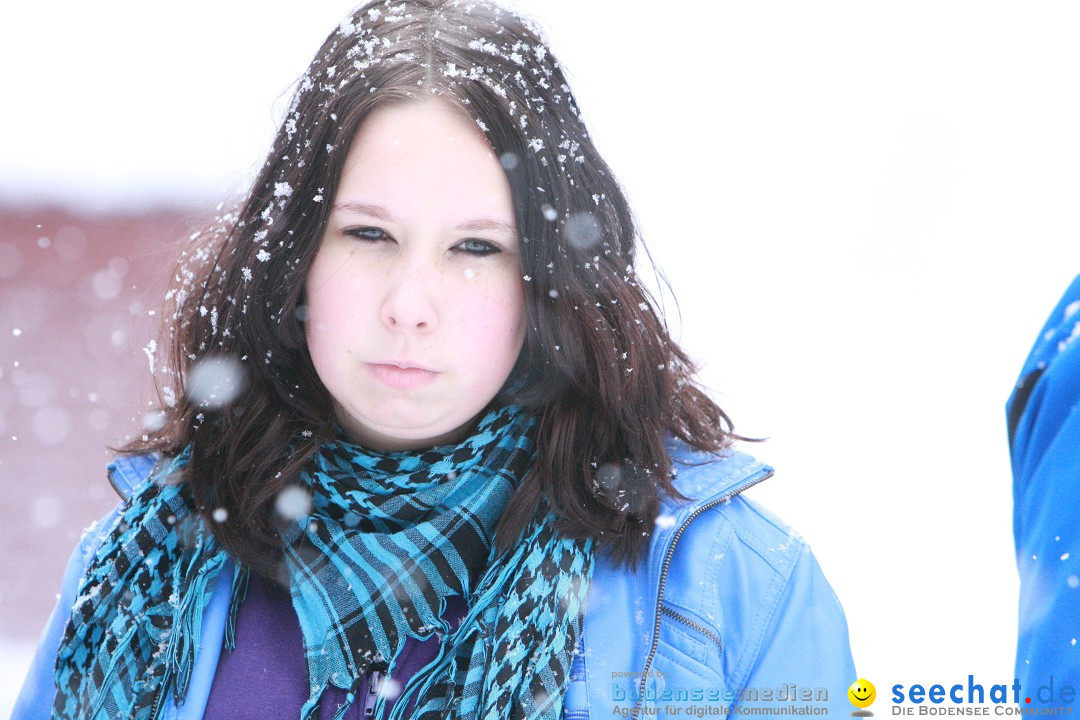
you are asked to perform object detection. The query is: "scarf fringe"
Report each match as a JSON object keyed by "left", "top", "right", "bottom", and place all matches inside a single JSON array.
[
  {"left": 224, "top": 563, "right": 251, "bottom": 651},
  {"left": 163, "top": 540, "right": 227, "bottom": 705},
  {"left": 387, "top": 576, "right": 511, "bottom": 719},
  {"left": 300, "top": 684, "right": 323, "bottom": 720},
  {"left": 87, "top": 624, "right": 141, "bottom": 719}
]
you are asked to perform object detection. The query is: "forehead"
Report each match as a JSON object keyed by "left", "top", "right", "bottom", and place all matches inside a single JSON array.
[{"left": 336, "top": 99, "right": 513, "bottom": 222}]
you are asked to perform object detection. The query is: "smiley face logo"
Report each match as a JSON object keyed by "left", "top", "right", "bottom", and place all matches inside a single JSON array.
[{"left": 848, "top": 679, "right": 876, "bottom": 708}]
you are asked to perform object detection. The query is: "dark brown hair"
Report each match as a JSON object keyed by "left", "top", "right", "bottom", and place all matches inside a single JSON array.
[{"left": 125, "top": 0, "right": 743, "bottom": 577}]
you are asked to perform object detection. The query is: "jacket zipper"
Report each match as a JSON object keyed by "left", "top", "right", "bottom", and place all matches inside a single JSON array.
[
  {"left": 364, "top": 670, "right": 384, "bottom": 717},
  {"left": 632, "top": 467, "right": 773, "bottom": 713},
  {"left": 660, "top": 605, "right": 722, "bottom": 652},
  {"left": 107, "top": 466, "right": 129, "bottom": 501}
]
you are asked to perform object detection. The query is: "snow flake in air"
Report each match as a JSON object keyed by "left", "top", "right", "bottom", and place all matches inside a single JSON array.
[
  {"left": 566, "top": 212, "right": 601, "bottom": 250},
  {"left": 33, "top": 406, "right": 71, "bottom": 445},
  {"left": 655, "top": 514, "right": 676, "bottom": 530},
  {"left": 379, "top": 678, "right": 403, "bottom": 702},
  {"left": 186, "top": 355, "right": 246, "bottom": 410},
  {"left": 31, "top": 495, "right": 63, "bottom": 528},
  {"left": 142, "top": 409, "right": 167, "bottom": 432},
  {"left": 276, "top": 485, "right": 313, "bottom": 520},
  {"left": 500, "top": 152, "right": 519, "bottom": 170}
]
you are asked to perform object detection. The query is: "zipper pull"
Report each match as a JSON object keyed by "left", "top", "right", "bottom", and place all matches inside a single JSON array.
[{"left": 364, "top": 669, "right": 384, "bottom": 718}]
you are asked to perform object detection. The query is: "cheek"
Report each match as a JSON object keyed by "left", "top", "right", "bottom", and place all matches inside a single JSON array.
[
  {"left": 454, "top": 280, "right": 526, "bottom": 363},
  {"left": 304, "top": 263, "right": 366, "bottom": 368}
]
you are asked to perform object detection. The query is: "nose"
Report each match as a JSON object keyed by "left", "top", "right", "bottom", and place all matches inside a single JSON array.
[{"left": 378, "top": 252, "right": 439, "bottom": 332}]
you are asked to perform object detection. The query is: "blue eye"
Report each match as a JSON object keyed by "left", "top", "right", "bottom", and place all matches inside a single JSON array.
[
  {"left": 344, "top": 227, "right": 388, "bottom": 241},
  {"left": 457, "top": 239, "right": 500, "bottom": 256},
  {"left": 342, "top": 227, "right": 499, "bottom": 256}
]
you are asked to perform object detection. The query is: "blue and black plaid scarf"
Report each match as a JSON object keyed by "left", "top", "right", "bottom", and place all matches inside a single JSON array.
[{"left": 53, "top": 402, "right": 593, "bottom": 720}]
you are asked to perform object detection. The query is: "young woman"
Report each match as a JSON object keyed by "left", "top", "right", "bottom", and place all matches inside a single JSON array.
[{"left": 14, "top": 1, "right": 856, "bottom": 718}]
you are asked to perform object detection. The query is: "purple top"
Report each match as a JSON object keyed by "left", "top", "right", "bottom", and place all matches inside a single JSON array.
[{"left": 203, "top": 571, "right": 466, "bottom": 719}]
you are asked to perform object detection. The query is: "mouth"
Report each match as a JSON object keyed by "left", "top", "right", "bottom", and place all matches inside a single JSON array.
[
  {"left": 853, "top": 692, "right": 871, "bottom": 701},
  {"left": 367, "top": 362, "right": 439, "bottom": 389},
  {"left": 372, "top": 358, "right": 437, "bottom": 372}
]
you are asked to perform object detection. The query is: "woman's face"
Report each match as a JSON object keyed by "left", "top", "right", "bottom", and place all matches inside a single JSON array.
[{"left": 305, "top": 99, "right": 526, "bottom": 452}]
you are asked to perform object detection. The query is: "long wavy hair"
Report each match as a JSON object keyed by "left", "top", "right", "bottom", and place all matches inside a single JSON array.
[{"left": 124, "top": 0, "right": 743, "bottom": 577}]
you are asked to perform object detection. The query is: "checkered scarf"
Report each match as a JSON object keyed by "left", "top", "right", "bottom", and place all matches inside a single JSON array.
[{"left": 53, "top": 402, "right": 593, "bottom": 720}]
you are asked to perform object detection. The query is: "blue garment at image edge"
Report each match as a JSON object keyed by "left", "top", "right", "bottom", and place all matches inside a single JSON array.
[
  {"left": 1008, "top": 274, "right": 1080, "bottom": 701},
  {"left": 13, "top": 437, "right": 856, "bottom": 719}
]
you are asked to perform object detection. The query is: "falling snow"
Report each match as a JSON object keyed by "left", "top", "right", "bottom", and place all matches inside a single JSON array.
[
  {"left": 185, "top": 355, "right": 246, "bottom": 409},
  {"left": 655, "top": 514, "right": 676, "bottom": 530},
  {"left": 276, "top": 486, "right": 313, "bottom": 520},
  {"left": 142, "top": 410, "right": 167, "bottom": 432},
  {"left": 499, "top": 152, "right": 519, "bottom": 170},
  {"left": 566, "top": 212, "right": 601, "bottom": 250}
]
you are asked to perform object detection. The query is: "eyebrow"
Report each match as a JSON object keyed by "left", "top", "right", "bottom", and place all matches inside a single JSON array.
[{"left": 333, "top": 201, "right": 518, "bottom": 236}]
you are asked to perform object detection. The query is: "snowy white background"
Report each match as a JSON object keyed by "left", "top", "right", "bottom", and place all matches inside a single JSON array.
[{"left": 4, "top": 0, "right": 1080, "bottom": 714}]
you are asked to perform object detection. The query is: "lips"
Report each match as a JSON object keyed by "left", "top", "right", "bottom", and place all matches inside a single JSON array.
[
  {"left": 371, "top": 358, "right": 437, "bottom": 372},
  {"left": 367, "top": 362, "right": 438, "bottom": 389}
]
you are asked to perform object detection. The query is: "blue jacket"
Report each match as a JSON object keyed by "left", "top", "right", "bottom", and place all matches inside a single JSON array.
[
  {"left": 14, "top": 439, "right": 856, "bottom": 719},
  {"left": 1008, "top": 275, "right": 1080, "bottom": 698}
]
